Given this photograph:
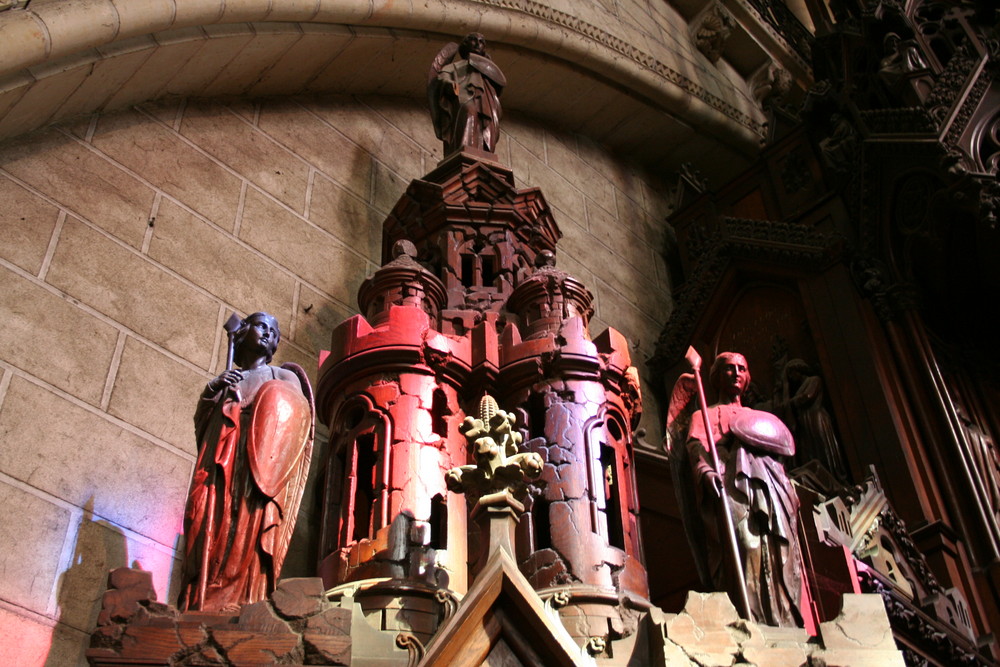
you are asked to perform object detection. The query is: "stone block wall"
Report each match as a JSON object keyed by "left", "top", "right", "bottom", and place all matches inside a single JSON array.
[{"left": 0, "top": 95, "right": 672, "bottom": 664}]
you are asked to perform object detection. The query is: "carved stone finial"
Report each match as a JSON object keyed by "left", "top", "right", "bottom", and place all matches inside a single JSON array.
[
  {"left": 534, "top": 249, "right": 556, "bottom": 268},
  {"left": 445, "top": 394, "right": 543, "bottom": 504},
  {"left": 392, "top": 239, "right": 418, "bottom": 259}
]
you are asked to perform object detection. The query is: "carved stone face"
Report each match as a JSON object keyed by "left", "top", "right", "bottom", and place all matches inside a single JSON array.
[{"left": 459, "top": 32, "right": 486, "bottom": 58}]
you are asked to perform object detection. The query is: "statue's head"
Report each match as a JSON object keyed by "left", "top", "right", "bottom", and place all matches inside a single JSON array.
[
  {"left": 459, "top": 32, "right": 487, "bottom": 58},
  {"left": 234, "top": 312, "right": 281, "bottom": 363},
  {"left": 710, "top": 352, "right": 750, "bottom": 400},
  {"left": 784, "top": 358, "right": 812, "bottom": 382}
]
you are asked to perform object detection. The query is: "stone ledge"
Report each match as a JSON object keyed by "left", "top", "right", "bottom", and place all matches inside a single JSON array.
[{"left": 650, "top": 591, "right": 906, "bottom": 667}]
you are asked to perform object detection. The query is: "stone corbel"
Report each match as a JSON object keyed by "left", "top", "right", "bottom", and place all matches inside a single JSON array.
[
  {"left": 693, "top": 3, "right": 736, "bottom": 65},
  {"left": 750, "top": 61, "right": 793, "bottom": 110}
]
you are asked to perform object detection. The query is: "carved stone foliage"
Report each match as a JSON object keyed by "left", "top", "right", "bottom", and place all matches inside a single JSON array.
[
  {"left": 446, "top": 394, "right": 543, "bottom": 505},
  {"left": 752, "top": 64, "right": 795, "bottom": 134},
  {"left": 860, "top": 572, "right": 991, "bottom": 667},
  {"left": 849, "top": 255, "right": 919, "bottom": 323},
  {"left": 859, "top": 107, "right": 937, "bottom": 135},
  {"left": 925, "top": 45, "right": 980, "bottom": 123}
]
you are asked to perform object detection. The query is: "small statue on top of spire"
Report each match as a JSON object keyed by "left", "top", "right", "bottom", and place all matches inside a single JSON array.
[{"left": 427, "top": 33, "right": 507, "bottom": 155}]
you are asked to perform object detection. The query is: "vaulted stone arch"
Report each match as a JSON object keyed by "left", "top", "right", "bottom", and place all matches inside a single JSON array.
[{"left": 0, "top": 0, "right": 790, "bottom": 178}]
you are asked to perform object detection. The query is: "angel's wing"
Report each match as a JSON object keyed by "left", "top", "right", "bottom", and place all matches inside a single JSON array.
[
  {"left": 665, "top": 373, "right": 697, "bottom": 452},
  {"left": 665, "top": 372, "right": 712, "bottom": 587},
  {"left": 427, "top": 42, "right": 460, "bottom": 139},
  {"left": 427, "top": 42, "right": 459, "bottom": 84}
]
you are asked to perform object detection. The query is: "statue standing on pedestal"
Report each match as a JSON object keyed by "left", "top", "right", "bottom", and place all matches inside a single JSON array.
[
  {"left": 179, "top": 312, "right": 314, "bottom": 612},
  {"left": 427, "top": 32, "right": 506, "bottom": 155},
  {"left": 667, "top": 351, "right": 803, "bottom": 627}
]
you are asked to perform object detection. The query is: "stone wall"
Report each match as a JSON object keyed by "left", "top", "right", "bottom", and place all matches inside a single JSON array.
[{"left": 0, "top": 95, "right": 672, "bottom": 664}]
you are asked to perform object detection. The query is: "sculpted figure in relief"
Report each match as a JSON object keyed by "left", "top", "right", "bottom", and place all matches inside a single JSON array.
[
  {"left": 179, "top": 312, "right": 314, "bottom": 611},
  {"left": 777, "top": 358, "right": 849, "bottom": 482},
  {"left": 428, "top": 32, "right": 507, "bottom": 155},
  {"left": 667, "top": 352, "right": 803, "bottom": 627}
]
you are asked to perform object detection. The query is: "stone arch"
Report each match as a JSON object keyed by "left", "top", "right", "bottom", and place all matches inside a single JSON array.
[{"left": 0, "top": 0, "right": 765, "bottom": 170}]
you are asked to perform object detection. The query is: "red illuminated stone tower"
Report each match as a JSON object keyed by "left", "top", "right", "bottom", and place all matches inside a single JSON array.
[{"left": 315, "top": 150, "right": 649, "bottom": 655}]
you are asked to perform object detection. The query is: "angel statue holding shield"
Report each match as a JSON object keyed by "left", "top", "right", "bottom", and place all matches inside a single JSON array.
[{"left": 666, "top": 349, "right": 803, "bottom": 627}]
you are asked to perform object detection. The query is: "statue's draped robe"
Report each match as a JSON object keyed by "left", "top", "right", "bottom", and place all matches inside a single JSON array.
[
  {"left": 789, "top": 375, "right": 847, "bottom": 481},
  {"left": 687, "top": 403, "right": 803, "bottom": 627},
  {"left": 432, "top": 52, "right": 505, "bottom": 154},
  {"left": 180, "top": 365, "right": 312, "bottom": 611}
]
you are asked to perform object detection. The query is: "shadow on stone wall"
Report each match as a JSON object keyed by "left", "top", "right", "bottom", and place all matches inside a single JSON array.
[{"left": 45, "top": 497, "right": 126, "bottom": 667}]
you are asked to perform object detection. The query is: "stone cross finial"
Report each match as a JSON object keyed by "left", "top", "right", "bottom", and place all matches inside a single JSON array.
[{"left": 445, "top": 395, "right": 543, "bottom": 506}]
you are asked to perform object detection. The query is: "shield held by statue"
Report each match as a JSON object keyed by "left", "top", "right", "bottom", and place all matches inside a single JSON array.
[{"left": 247, "top": 378, "right": 312, "bottom": 499}]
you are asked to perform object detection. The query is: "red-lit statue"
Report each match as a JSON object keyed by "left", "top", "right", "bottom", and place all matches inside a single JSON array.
[
  {"left": 667, "top": 351, "right": 803, "bottom": 627},
  {"left": 179, "top": 312, "right": 314, "bottom": 612},
  {"left": 428, "top": 32, "right": 506, "bottom": 155}
]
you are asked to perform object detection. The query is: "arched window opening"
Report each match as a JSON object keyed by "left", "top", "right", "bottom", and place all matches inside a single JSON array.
[
  {"left": 352, "top": 433, "right": 377, "bottom": 543},
  {"left": 429, "top": 494, "right": 448, "bottom": 549},
  {"left": 608, "top": 418, "right": 622, "bottom": 441},
  {"left": 528, "top": 391, "right": 547, "bottom": 440},
  {"left": 533, "top": 496, "right": 552, "bottom": 550},
  {"left": 461, "top": 254, "right": 476, "bottom": 287},
  {"left": 481, "top": 254, "right": 497, "bottom": 287},
  {"left": 322, "top": 449, "right": 347, "bottom": 556},
  {"left": 346, "top": 406, "right": 366, "bottom": 430},
  {"left": 432, "top": 389, "right": 450, "bottom": 438},
  {"left": 600, "top": 442, "right": 625, "bottom": 550}
]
